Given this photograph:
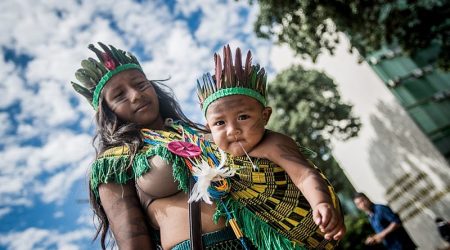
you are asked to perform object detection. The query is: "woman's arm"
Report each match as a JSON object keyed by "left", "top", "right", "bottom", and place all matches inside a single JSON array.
[
  {"left": 249, "top": 130, "right": 345, "bottom": 240},
  {"left": 99, "top": 181, "right": 155, "bottom": 250}
]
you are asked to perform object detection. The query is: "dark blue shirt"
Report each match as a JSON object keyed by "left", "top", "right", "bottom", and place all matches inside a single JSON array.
[{"left": 368, "top": 204, "right": 416, "bottom": 250}]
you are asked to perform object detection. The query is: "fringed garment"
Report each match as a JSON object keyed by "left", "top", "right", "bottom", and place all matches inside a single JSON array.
[
  {"left": 90, "top": 122, "right": 340, "bottom": 249},
  {"left": 170, "top": 227, "right": 253, "bottom": 250}
]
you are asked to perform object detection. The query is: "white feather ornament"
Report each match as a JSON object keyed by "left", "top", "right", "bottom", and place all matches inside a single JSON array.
[{"left": 188, "top": 149, "right": 235, "bottom": 204}]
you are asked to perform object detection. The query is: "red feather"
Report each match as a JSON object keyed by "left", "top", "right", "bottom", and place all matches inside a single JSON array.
[
  {"left": 235, "top": 48, "right": 243, "bottom": 86},
  {"left": 224, "top": 45, "right": 234, "bottom": 87},
  {"left": 214, "top": 53, "right": 222, "bottom": 89},
  {"left": 244, "top": 50, "right": 252, "bottom": 85}
]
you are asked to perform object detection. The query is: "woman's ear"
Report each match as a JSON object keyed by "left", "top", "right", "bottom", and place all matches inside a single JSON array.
[{"left": 262, "top": 107, "right": 272, "bottom": 125}]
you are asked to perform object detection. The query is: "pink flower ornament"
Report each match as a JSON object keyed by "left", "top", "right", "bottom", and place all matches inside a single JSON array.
[{"left": 168, "top": 141, "right": 202, "bottom": 158}]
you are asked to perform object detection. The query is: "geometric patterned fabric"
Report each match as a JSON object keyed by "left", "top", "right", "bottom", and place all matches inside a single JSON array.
[{"left": 228, "top": 157, "right": 339, "bottom": 249}]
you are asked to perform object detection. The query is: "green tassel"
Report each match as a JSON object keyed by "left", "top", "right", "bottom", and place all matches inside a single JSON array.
[
  {"left": 215, "top": 197, "right": 307, "bottom": 250},
  {"left": 90, "top": 155, "right": 132, "bottom": 198}
]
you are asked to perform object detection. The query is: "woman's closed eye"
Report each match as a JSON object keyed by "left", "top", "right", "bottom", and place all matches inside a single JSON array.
[
  {"left": 113, "top": 92, "right": 125, "bottom": 102},
  {"left": 137, "top": 81, "right": 150, "bottom": 90}
]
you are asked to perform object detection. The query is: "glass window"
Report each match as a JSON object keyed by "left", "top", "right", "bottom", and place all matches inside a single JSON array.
[
  {"left": 377, "top": 57, "right": 417, "bottom": 79},
  {"left": 409, "top": 107, "right": 438, "bottom": 133},
  {"left": 408, "top": 102, "right": 450, "bottom": 134},
  {"left": 431, "top": 129, "right": 450, "bottom": 159}
]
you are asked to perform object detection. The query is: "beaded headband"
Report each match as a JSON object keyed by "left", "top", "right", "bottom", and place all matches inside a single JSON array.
[
  {"left": 71, "top": 42, "right": 143, "bottom": 110},
  {"left": 197, "top": 45, "right": 267, "bottom": 116}
]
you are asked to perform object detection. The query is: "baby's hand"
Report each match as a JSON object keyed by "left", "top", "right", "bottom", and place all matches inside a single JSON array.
[{"left": 313, "top": 202, "right": 346, "bottom": 240}]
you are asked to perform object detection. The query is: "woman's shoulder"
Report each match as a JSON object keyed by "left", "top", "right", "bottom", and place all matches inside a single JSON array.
[{"left": 97, "top": 143, "right": 155, "bottom": 159}]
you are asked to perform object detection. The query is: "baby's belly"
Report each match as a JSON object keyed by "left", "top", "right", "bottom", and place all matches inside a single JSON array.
[{"left": 148, "top": 192, "right": 227, "bottom": 249}]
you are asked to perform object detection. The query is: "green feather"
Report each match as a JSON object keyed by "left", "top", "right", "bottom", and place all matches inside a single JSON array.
[
  {"left": 250, "top": 66, "right": 258, "bottom": 88},
  {"left": 88, "top": 44, "right": 106, "bottom": 64},
  {"left": 262, "top": 74, "right": 267, "bottom": 97},
  {"left": 71, "top": 82, "right": 93, "bottom": 103},
  {"left": 206, "top": 73, "right": 216, "bottom": 93},
  {"left": 127, "top": 52, "right": 140, "bottom": 66},
  {"left": 117, "top": 49, "right": 129, "bottom": 64},
  {"left": 88, "top": 57, "right": 107, "bottom": 75},
  {"left": 75, "top": 69, "right": 96, "bottom": 89},
  {"left": 81, "top": 60, "right": 101, "bottom": 82},
  {"left": 196, "top": 80, "right": 204, "bottom": 102}
]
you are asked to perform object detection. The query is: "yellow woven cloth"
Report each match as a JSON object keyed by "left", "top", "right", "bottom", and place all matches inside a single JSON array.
[{"left": 227, "top": 156, "right": 339, "bottom": 249}]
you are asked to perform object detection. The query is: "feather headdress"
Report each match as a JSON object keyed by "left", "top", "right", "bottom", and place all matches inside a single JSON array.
[
  {"left": 71, "top": 42, "right": 142, "bottom": 110},
  {"left": 197, "top": 45, "right": 267, "bottom": 116}
]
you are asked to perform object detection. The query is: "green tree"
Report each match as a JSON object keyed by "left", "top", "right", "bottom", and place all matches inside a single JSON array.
[
  {"left": 253, "top": 0, "right": 450, "bottom": 70},
  {"left": 267, "top": 65, "right": 360, "bottom": 197},
  {"left": 268, "top": 65, "right": 372, "bottom": 247},
  {"left": 336, "top": 213, "right": 385, "bottom": 250}
]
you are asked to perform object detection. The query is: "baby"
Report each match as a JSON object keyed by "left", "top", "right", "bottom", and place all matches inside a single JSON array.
[{"left": 197, "top": 45, "right": 345, "bottom": 241}]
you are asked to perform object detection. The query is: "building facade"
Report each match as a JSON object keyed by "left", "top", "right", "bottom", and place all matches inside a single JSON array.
[
  {"left": 368, "top": 45, "right": 450, "bottom": 162},
  {"left": 272, "top": 39, "right": 450, "bottom": 249}
]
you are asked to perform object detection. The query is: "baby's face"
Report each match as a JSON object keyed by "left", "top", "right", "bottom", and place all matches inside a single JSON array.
[{"left": 205, "top": 95, "right": 271, "bottom": 156}]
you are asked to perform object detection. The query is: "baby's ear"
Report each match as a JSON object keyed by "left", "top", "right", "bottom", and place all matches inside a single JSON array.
[
  {"left": 205, "top": 123, "right": 210, "bottom": 130},
  {"left": 262, "top": 107, "right": 272, "bottom": 124}
]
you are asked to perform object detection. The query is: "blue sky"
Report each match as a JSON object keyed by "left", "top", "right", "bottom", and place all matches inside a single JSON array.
[{"left": 0, "top": 0, "right": 274, "bottom": 249}]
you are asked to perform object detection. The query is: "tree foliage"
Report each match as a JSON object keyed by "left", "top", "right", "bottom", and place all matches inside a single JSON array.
[
  {"left": 254, "top": 0, "right": 450, "bottom": 70},
  {"left": 267, "top": 65, "right": 360, "bottom": 195},
  {"left": 336, "top": 213, "right": 385, "bottom": 250}
]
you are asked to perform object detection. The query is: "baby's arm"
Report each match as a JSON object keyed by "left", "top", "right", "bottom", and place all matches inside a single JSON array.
[{"left": 249, "top": 130, "right": 345, "bottom": 240}]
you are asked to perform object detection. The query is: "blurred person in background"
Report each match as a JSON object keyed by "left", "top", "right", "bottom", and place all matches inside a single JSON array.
[{"left": 353, "top": 192, "right": 416, "bottom": 250}]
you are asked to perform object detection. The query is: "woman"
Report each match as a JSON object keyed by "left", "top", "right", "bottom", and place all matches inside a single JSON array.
[{"left": 72, "top": 42, "right": 236, "bottom": 249}]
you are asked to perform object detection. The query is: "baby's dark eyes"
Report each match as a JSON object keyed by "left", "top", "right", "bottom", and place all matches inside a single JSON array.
[
  {"left": 238, "top": 114, "right": 249, "bottom": 120},
  {"left": 214, "top": 120, "right": 225, "bottom": 126}
]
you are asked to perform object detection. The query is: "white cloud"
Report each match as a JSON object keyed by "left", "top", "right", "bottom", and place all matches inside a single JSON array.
[
  {"left": 38, "top": 157, "right": 91, "bottom": 204},
  {"left": 175, "top": 0, "right": 202, "bottom": 16},
  {"left": 76, "top": 208, "right": 94, "bottom": 226},
  {"left": 0, "top": 176, "right": 27, "bottom": 194},
  {"left": 0, "top": 61, "right": 27, "bottom": 109},
  {"left": 0, "top": 132, "right": 92, "bottom": 207},
  {"left": 0, "top": 113, "right": 12, "bottom": 137},
  {"left": 18, "top": 82, "right": 77, "bottom": 127},
  {"left": 54, "top": 211, "right": 64, "bottom": 218},
  {"left": 0, "top": 227, "right": 93, "bottom": 250},
  {"left": 112, "top": 1, "right": 172, "bottom": 47},
  {"left": 194, "top": 1, "right": 250, "bottom": 45},
  {"left": 0, "top": 207, "right": 12, "bottom": 219}
]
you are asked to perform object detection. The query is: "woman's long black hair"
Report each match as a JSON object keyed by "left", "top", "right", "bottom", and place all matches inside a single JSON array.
[{"left": 89, "top": 79, "right": 205, "bottom": 249}]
